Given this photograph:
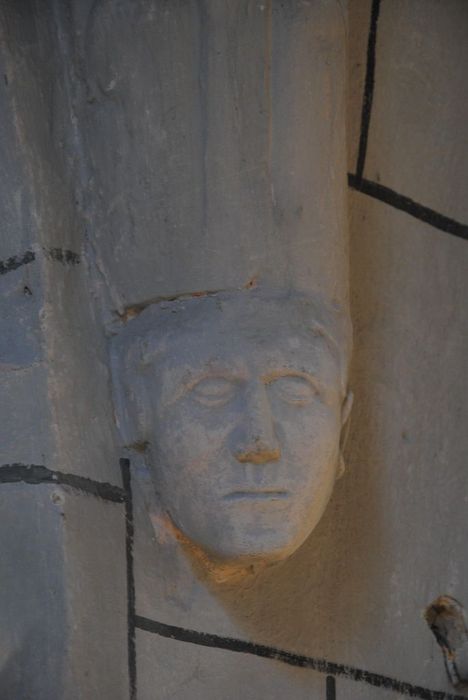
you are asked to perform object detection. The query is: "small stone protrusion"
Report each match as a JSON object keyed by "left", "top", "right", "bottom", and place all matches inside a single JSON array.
[{"left": 425, "top": 595, "right": 468, "bottom": 688}]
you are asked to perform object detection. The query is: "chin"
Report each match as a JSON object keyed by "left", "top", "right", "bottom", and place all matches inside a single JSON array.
[{"left": 203, "top": 530, "right": 308, "bottom": 566}]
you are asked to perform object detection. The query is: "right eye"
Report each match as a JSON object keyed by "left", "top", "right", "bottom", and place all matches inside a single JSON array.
[
  {"left": 268, "top": 374, "right": 318, "bottom": 406},
  {"left": 190, "top": 377, "right": 236, "bottom": 407}
]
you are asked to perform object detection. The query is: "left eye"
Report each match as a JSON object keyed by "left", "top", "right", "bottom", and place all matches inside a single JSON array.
[
  {"left": 268, "top": 376, "right": 317, "bottom": 405},
  {"left": 190, "top": 378, "right": 236, "bottom": 407}
]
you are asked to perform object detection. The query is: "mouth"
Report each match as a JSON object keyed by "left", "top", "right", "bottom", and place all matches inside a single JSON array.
[{"left": 223, "top": 490, "right": 290, "bottom": 501}]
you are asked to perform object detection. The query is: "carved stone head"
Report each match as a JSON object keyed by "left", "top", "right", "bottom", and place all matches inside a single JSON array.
[{"left": 112, "top": 288, "right": 352, "bottom": 566}]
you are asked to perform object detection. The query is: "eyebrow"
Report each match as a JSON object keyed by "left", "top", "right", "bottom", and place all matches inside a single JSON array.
[
  {"left": 261, "top": 368, "right": 320, "bottom": 386},
  {"left": 263, "top": 369, "right": 334, "bottom": 403},
  {"left": 184, "top": 368, "right": 247, "bottom": 389}
]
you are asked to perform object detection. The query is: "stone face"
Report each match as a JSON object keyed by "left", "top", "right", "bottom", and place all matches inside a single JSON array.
[{"left": 112, "top": 288, "right": 352, "bottom": 567}]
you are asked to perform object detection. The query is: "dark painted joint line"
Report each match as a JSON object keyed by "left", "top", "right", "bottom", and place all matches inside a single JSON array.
[
  {"left": 348, "top": 175, "right": 468, "bottom": 242},
  {"left": 326, "top": 675, "right": 336, "bottom": 700},
  {"left": 121, "top": 458, "right": 137, "bottom": 700},
  {"left": 43, "top": 247, "right": 81, "bottom": 265},
  {"left": 0, "top": 250, "right": 35, "bottom": 275},
  {"left": 0, "top": 464, "right": 125, "bottom": 503},
  {"left": 0, "top": 247, "right": 81, "bottom": 278},
  {"left": 134, "top": 616, "right": 465, "bottom": 700},
  {"left": 355, "top": 0, "right": 382, "bottom": 179}
]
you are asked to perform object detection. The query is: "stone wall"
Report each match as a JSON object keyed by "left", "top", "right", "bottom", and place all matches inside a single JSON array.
[{"left": 0, "top": 2, "right": 467, "bottom": 699}]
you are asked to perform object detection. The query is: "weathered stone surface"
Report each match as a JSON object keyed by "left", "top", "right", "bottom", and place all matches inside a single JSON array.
[
  {"left": 83, "top": 0, "right": 348, "bottom": 311},
  {"left": 0, "top": 1, "right": 467, "bottom": 698},
  {"left": 0, "top": 1, "right": 121, "bottom": 482},
  {"left": 0, "top": 6, "right": 127, "bottom": 697}
]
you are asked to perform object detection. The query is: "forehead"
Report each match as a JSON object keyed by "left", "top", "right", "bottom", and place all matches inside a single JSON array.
[{"left": 144, "top": 301, "right": 342, "bottom": 388}]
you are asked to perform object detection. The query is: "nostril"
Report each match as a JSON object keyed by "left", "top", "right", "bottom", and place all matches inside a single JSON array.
[{"left": 235, "top": 447, "right": 281, "bottom": 464}]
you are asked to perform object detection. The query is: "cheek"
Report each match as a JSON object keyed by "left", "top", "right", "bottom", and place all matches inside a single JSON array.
[
  {"left": 274, "top": 403, "right": 341, "bottom": 463},
  {"left": 153, "top": 401, "right": 237, "bottom": 467}
]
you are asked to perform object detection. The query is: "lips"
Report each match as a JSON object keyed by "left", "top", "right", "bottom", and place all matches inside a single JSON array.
[{"left": 223, "top": 490, "right": 289, "bottom": 501}]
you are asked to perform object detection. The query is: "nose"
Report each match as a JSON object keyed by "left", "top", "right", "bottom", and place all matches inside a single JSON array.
[{"left": 233, "top": 382, "right": 281, "bottom": 465}]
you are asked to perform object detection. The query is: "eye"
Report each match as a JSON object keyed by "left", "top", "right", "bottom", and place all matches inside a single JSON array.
[
  {"left": 190, "top": 377, "right": 237, "bottom": 407},
  {"left": 268, "top": 375, "right": 318, "bottom": 406}
]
